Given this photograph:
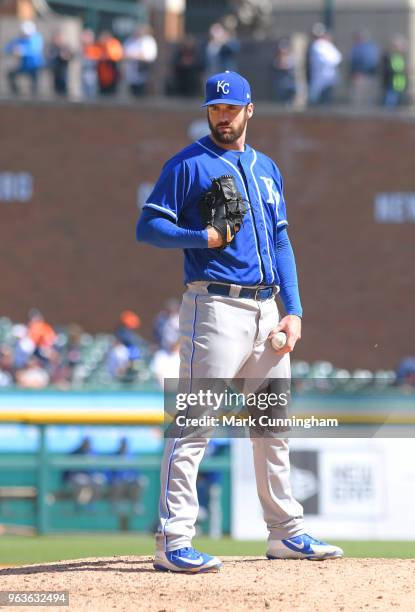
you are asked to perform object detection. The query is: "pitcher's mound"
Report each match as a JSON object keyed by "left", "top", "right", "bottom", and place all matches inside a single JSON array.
[{"left": 1, "top": 556, "right": 414, "bottom": 611}]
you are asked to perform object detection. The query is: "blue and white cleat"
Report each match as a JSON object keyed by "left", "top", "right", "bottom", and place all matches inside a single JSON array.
[
  {"left": 153, "top": 547, "right": 222, "bottom": 573},
  {"left": 267, "top": 534, "right": 344, "bottom": 560}
]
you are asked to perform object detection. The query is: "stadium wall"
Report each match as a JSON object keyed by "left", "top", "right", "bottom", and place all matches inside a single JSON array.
[{"left": 0, "top": 101, "right": 414, "bottom": 369}]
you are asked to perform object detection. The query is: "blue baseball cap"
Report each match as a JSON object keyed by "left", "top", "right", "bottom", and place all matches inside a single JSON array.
[{"left": 202, "top": 71, "right": 252, "bottom": 106}]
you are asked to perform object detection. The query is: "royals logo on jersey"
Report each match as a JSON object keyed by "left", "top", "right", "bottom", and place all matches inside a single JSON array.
[{"left": 260, "top": 176, "right": 281, "bottom": 211}]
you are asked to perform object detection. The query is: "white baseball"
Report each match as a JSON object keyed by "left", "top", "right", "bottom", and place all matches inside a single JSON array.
[{"left": 271, "top": 331, "right": 287, "bottom": 350}]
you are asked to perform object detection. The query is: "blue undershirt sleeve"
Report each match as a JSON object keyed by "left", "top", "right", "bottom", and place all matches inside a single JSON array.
[
  {"left": 276, "top": 227, "right": 303, "bottom": 317},
  {"left": 136, "top": 207, "right": 208, "bottom": 249}
]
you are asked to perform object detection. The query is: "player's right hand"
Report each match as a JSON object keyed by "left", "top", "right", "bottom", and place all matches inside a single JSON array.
[{"left": 207, "top": 226, "right": 225, "bottom": 249}]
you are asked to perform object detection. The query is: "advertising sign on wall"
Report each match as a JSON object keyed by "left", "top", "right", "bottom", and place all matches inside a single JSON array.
[{"left": 232, "top": 437, "right": 415, "bottom": 540}]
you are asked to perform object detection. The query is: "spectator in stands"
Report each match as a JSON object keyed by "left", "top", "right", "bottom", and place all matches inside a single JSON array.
[
  {"left": 106, "top": 338, "right": 130, "bottom": 381},
  {"left": 96, "top": 31, "right": 123, "bottom": 95},
  {"left": 123, "top": 25, "right": 158, "bottom": 97},
  {"left": 349, "top": 30, "right": 380, "bottom": 106},
  {"left": 47, "top": 324, "right": 82, "bottom": 389},
  {"left": 308, "top": 23, "right": 342, "bottom": 106},
  {"left": 0, "top": 345, "right": 14, "bottom": 387},
  {"left": 115, "top": 310, "right": 142, "bottom": 359},
  {"left": 4, "top": 21, "right": 44, "bottom": 96},
  {"left": 382, "top": 35, "right": 408, "bottom": 108},
  {"left": 304, "top": 25, "right": 315, "bottom": 98},
  {"left": 305, "top": 22, "right": 325, "bottom": 98},
  {"left": 55, "top": 324, "right": 86, "bottom": 387},
  {"left": 150, "top": 339, "right": 180, "bottom": 388},
  {"left": 46, "top": 30, "right": 73, "bottom": 97},
  {"left": 395, "top": 356, "right": 415, "bottom": 387},
  {"left": 153, "top": 298, "right": 180, "bottom": 350},
  {"left": 0, "top": 370, "right": 12, "bottom": 388},
  {"left": 48, "top": 349, "right": 71, "bottom": 389},
  {"left": 204, "top": 22, "right": 240, "bottom": 75},
  {"left": 63, "top": 436, "right": 107, "bottom": 511},
  {"left": 15, "top": 356, "right": 49, "bottom": 389},
  {"left": 12, "top": 324, "right": 35, "bottom": 369},
  {"left": 80, "top": 29, "right": 100, "bottom": 99},
  {"left": 109, "top": 310, "right": 143, "bottom": 383},
  {"left": 27, "top": 309, "right": 56, "bottom": 364},
  {"left": 272, "top": 37, "right": 297, "bottom": 105},
  {"left": 170, "top": 35, "right": 203, "bottom": 97},
  {"left": 108, "top": 437, "right": 147, "bottom": 515},
  {"left": 64, "top": 323, "right": 83, "bottom": 376}
]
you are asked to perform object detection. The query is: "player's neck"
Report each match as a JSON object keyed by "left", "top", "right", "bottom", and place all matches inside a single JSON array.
[{"left": 209, "top": 133, "right": 246, "bottom": 152}]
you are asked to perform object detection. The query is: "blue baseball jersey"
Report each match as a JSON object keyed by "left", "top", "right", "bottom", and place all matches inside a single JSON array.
[{"left": 144, "top": 135, "right": 289, "bottom": 286}]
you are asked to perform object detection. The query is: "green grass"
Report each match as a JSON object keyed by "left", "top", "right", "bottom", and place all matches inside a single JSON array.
[{"left": 0, "top": 535, "right": 414, "bottom": 565}]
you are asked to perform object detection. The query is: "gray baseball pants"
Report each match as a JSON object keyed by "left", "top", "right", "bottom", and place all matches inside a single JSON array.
[{"left": 156, "top": 282, "right": 304, "bottom": 552}]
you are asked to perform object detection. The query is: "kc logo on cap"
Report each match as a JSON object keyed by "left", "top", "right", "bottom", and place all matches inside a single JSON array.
[
  {"left": 203, "top": 71, "right": 252, "bottom": 107},
  {"left": 216, "top": 80, "right": 230, "bottom": 94}
]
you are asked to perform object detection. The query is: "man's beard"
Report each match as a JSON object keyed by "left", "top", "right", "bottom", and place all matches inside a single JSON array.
[{"left": 208, "top": 111, "right": 247, "bottom": 144}]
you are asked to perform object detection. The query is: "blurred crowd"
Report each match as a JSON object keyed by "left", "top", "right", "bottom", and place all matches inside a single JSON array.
[
  {"left": 2, "top": 21, "right": 158, "bottom": 98},
  {"left": 0, "top": 304, "right": 412, "bottom": 390},
  {"left": 1, "top": 19, "right": 410, "bottom": 108},
  {"left": 62, "top": 435, "right": 147, "bottom": 518},
  {"left": 277, "top": 24, "right": 408, "bottom": 108},
  {"left": 60, "top": 432, "right": 226, "bottom": 534},
  {"left": 0, "top": 301, "right": 180, "bottom": 391}
]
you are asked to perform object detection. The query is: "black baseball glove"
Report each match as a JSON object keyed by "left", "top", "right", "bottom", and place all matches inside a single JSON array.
[{"left": 199, "top": 174, "right": 247, "bottom": 250}]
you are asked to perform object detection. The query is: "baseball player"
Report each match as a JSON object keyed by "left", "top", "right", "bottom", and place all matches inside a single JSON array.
[{"left": 136, "top": 71, "right": 343, "bottom": 572}]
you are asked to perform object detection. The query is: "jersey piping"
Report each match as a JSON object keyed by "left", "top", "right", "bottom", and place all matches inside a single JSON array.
[
  {"left": 144, "top": 202, "right": 178, "bottom": 221},
  {"left": 249, "top": 149, "right": 275, "bottom": 283}
]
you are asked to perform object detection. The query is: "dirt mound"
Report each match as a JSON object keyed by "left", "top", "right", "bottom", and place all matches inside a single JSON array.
[{"left": 1, "top": 556, "right": 414, "bottom": 611}]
